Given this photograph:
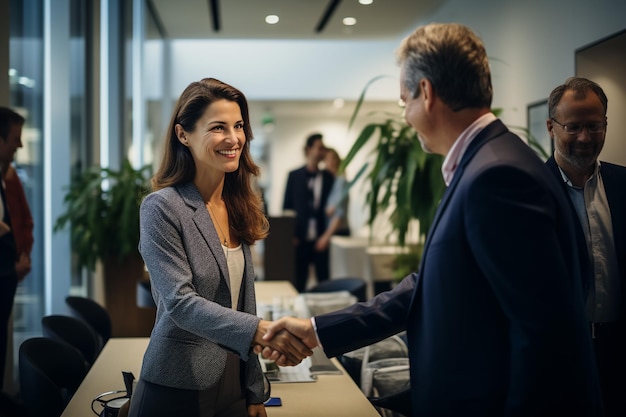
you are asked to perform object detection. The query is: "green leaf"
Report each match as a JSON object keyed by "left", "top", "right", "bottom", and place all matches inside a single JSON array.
[
  {"left": 343, "top": 76, "right": 445, "bottom": 246},
  {"left": 54, "top": 160, "right": 152, "bottom": 271}
]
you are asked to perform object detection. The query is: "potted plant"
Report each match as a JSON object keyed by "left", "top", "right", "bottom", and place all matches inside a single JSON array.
[
  {"left": 55, "top": 159, "right": 155, "bottom": 336},
  {"left": 342, "top": 76, "right": 446, "bottom": 279}
]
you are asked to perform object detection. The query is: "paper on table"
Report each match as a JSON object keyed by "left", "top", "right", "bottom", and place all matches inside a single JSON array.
[{"left": 262, "top": 357, "right": 317, "bottom": 384}]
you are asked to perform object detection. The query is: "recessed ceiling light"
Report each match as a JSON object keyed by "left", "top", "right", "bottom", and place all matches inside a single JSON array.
[
  {"left": 359, "top": 0, "right": 373, "bottom": 5},
  {"left": 342, "top": 17, "right": 357, "bottom": 26},
  {"left": 265, "top": 15, "right": 279, "bottom": 25}
]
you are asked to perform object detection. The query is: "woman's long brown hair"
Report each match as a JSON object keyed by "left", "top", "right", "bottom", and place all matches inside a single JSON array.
[{"left": 152, "top": 78, "right": 268, "bottom": 244}]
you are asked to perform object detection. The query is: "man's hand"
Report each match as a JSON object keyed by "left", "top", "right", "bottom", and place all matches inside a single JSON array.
[
  {"left": 255, "top": 317, "right": 319, "bottom": 365},
  {"left": 15, "top": 253, "right": 31, "bottom": 281},
  {"left": 315, "top": 234, "right": 331, "bottom": 252},
  {"left": 253, "top": 320, "right": 313, "bottom": 366}
]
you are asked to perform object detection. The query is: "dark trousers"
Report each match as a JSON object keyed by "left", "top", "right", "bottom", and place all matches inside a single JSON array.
[
  {"left": 0, "top": 274, "right": 18, "bottom": 392},
  {"left": 294, "top": 240, "right": 329, "bottom": 292},
  {"left": 128, "top": 353, "right": 246, "bottom": 417},
  {"left": 592, "top": 322, "right": 626, "bottom": 417}
]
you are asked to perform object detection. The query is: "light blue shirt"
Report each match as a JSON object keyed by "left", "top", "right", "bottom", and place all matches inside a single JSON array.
[
  {"left": 325, "top": 175, "right": 349, "bottom": 223},
  {"left": 558, "top": 162, "right": 621, "bottom": 323}
]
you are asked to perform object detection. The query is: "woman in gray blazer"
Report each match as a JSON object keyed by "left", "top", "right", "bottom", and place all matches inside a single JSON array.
[{"left": 128, "top": 78, "right": 311, "bottom": 417}]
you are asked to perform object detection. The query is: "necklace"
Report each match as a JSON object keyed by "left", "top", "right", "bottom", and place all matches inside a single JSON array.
[{"left": 207, "top": 201, "right": 229, "bottom": 247}]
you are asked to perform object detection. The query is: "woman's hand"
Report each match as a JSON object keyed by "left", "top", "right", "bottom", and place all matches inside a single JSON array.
[
  {"left": 248, "top": 403, "right": 267, "bottom": 417},
  {"left": 253, "top": 319, "right": 313, "bottom": 366}
]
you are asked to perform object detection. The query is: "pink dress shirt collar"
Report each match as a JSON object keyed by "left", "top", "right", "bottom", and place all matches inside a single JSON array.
[{"left": 441, "top": 112, "right": 497, "bottom": 186}]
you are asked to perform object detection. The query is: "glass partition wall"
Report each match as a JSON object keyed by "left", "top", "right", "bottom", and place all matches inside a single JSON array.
[{"left": 5, "top": 0, "right": 163, "bottom": 391}]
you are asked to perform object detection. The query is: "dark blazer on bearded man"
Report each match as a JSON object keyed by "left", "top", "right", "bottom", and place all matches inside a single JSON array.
[
  {"left": 315, "top": 120, "right": 602, "bottom": 417},
  {"left": 137, "top": 181, "right": 267, "bottom": 404},
  {"left": 546, "top": 156, "right": 626, "bottom": 325}
]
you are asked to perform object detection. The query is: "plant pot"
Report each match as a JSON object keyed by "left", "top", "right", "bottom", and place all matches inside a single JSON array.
[{"left": 104, "top": 253, "right": 155, "bottom": 337}]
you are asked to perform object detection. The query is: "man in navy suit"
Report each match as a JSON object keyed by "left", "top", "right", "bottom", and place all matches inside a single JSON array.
[
  {"left": 262, "top": 23, "right": 602, "bottom": 416},
  {"left": 283, "top": 133, "right": 334, "bottom": 292},
  {"left": 546, "top": 77, "right": 626, "bottom": 417}
]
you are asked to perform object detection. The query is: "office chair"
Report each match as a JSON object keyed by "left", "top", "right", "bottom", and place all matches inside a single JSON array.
[
  {"left": 136, "top": 280, "right": 156, "bottom": 309},
  {"left": 369, "top": 387, "right": 413, "bottom": 417},
  {"left": 306, "top": 277, "right": 367, "bottom": 302},
  {"left": 360, "top": 334, "right": 411, "bottom": 417},
  {"left": 19, "top": 337, "right": 89, "bottom": 417},
  {"left": 338, "top": 332, "right": 410, "bottom": 411},
  {"left": 41, "top": 315, "right": 102, "bottom": 366},
  {"left": 65, "top": 295, "right": 113, "bottom": 347}
]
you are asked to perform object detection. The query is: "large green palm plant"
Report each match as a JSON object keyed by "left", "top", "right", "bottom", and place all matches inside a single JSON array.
[{"left": 342, "top": 76, "right": 446, "bottom": 277}]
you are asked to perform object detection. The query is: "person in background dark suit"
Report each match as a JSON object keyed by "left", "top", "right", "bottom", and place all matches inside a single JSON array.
[
  {"left": 546, "top": 76, "right": 626, "bottom": 417},
  {"left": 282, "top": 133, "right": 334, "bottom": 292},
  {"left": 0, "top": 108, "right": 26, "bottom": 398},
  {"left": 261, "top": 23, "right": 602, "bottom": 417}
]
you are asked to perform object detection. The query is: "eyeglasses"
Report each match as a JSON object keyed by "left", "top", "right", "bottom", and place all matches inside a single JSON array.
[{"left": 551, "top": 118, "right": 607, "bottom": 135}]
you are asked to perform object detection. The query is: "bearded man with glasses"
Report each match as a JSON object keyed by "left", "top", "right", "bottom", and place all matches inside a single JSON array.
[{"left": 546, "top": 76, "right": 626, "bottom": 417}]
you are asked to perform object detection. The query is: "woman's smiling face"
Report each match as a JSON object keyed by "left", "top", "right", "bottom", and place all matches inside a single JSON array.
[{"left": 177, "top": 99, "right": 246, "bottom": 176}]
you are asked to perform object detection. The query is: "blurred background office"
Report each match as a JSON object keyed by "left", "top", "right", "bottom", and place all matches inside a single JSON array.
[{"left": 0, "top": 0, "right": 625, "bottom": 396}]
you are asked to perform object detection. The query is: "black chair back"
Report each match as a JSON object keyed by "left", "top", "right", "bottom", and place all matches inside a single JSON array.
[
  {"left": 19, "top": 337, "right": 88, "bottom": 417},
  {"left": 65, "top": 296, "right": 113, "bottom": 346},
  {"left": 42, "top": 315, "right": 101, "bottom": 366},
  {"left": 136, "top": 280, "right": 157, "bottom": 308}
]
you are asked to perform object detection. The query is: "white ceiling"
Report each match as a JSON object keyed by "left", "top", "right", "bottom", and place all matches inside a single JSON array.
[
  {"left": 147, "top": 0, "right": 448, "bottom": 117},
  {"left": 148, "top": 0, "right": 446, "bottom": 40}
]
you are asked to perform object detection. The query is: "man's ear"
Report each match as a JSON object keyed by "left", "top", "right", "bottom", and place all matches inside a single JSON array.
[
  {"left": 421, "top": 78, "right": 434, "bottom": 111},
  {"left": 546, "top": 119, "right": 554, "bottom": 140}
]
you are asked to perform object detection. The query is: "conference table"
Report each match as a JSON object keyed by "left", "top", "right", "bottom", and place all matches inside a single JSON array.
[{"left": 60, "top": 281, "right": 380, "bottom": 417}]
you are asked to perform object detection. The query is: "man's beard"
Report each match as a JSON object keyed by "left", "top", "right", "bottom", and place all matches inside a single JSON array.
[{"left": 557, "top": 144, "right": 600, "bottom": 171}]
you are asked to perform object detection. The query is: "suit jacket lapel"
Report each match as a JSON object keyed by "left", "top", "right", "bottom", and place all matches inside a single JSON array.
[
  {"left": 601, "top": 164, "right": 625, "bottom": 257},
  {"left": 408, "top": 120, "right": 507, "bottom": 309},
  {"left": 177, "top": 182, "right": 231, "bottom": 290},
  {"left": 546, "top": 155, "right": 594, "bottom": 297},
  {"left": 419, "top": 120, "right": 507, "bottom": 263}
]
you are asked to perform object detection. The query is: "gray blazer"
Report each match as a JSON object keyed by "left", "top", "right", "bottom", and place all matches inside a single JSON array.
[{"left": 138, "top": 182, "right": 266, "bottom": 404}]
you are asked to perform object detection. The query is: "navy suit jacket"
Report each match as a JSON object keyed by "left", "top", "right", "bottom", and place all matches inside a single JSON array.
[
  {"left": 283, "top": 166, "right": 334, "bottom": 241},
  {"left": 546, "top": 156, "right": 626, "bottom": 325},
  {"left": 315, "top": 120, "right": 602, "bottom": 416}
]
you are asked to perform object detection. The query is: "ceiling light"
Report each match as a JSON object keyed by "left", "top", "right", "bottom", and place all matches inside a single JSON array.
[
  {"left": 342, "top": 17, "right": 357, "bottom": 26},
  {"left": 359, "top": 0, "right": 374, "bottom": 4},
  {"left": 265, "top": 15, "right": 279, "bottom": 25}
]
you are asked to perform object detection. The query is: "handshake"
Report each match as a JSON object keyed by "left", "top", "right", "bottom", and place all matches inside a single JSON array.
[{"left": 253, "top": 317, "right": 318, "bottom": 366}]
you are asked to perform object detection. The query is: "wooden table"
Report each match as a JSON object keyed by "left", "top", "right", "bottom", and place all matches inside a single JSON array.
[
  {"left": 255, "top": 280, "right": 299, "bottom": 303},
  {"left": 61, "top": 281, "right": 380, "bottom": 417}
]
